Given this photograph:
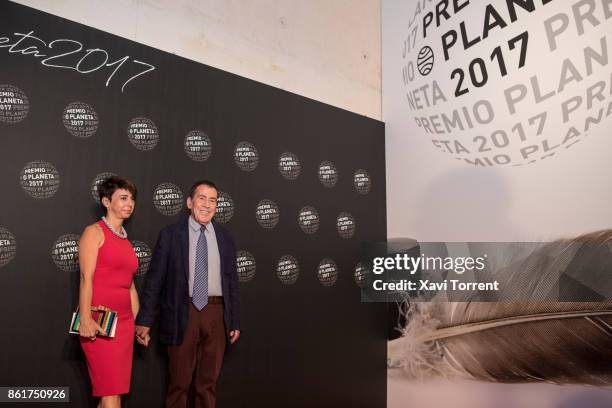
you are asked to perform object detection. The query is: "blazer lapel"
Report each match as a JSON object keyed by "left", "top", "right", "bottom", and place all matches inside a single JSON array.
[
  {"left": 178, "top": 217, "right": 189, "bottom": 280},
  {"left": 213, "top": 220, "right": 226, "bottom": 274}
]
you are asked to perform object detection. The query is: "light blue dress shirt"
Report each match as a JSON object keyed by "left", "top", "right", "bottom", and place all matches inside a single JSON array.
[{"left": 188, "top": 216, "right": 222, "bottom": 297}]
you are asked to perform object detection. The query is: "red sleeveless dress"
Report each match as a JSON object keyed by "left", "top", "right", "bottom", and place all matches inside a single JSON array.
[{"left": 80, "top": 220, "right": 138, "bottom": 396}]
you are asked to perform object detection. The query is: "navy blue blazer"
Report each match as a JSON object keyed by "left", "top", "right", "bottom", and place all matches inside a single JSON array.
[{"left": 136, "top": 217, "right": 240, "bottom": 345}]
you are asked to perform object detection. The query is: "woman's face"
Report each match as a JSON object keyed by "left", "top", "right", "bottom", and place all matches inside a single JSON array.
[{"left": 102, "top": 188, "right": 135, "bottom": 220}]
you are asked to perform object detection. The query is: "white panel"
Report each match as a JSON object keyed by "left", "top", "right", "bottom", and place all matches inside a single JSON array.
[{"left": 384, "top": 0, "right": 612, "bottom": 241}]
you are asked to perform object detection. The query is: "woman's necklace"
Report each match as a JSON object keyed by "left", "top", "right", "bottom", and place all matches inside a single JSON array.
[{"left": 101, "top": 216, "right": 128, "bottom": 239}]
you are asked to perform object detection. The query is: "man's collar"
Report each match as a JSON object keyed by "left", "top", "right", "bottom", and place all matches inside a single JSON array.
[{"left": 188, "top": 215, "right": 213, "bottom": 232}]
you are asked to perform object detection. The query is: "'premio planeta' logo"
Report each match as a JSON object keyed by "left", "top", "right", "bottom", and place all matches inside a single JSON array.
[
  {"left": 234, "top": 141, "right": 259, "bottom": 171},
  {"left": 277, "top": 255, "right": 300, "bottom": 285},
  {"left": 354, "top": 262, "right": 372, "bottom": 288},
  {"left": 153, "top": 182, "right": 184, "bottom": 216},
  {"left": 278, "top": 152, "right": 301, "bottom": 180},
  {"left": 51, "top": 234, "right": 80, "bottom": 272},
  {"left": 214, "top": 191, "right": 234, "bottom": 224},
  {"left": 298, "top": 206, "right": 319, "bottom": 234},
  {"left": 62, "top": 102, "right": 98, "bottom": 138},
  {"left": 19, "top": 160, "right": 60, "bottom": 199},
  {"left": 398, "top": 1, "right": 611, "bottom": 167},
  {"left": 0, "top": 227, "right": 17, "bottom": 268},
  {"left": 354, "top": 169, "right": 372, "bottom": 194},
  {"left": 90, "top": 172, "right": 117, "bottom": 202},
  {"left": 0, "top": 84, "right": 29, "bottom": 123},
  {"left": 318, "top": 161, "right": 338, "bottom": 188},
  {"left": 131, "top": 240, "right": 152, "bottom": 276},
  {"left": 236, "top": 250, "right": 256, "bottom": 282},
  {"left": 336, "top": 212, "right": 356, "bottom": 239},
  {"left": 184, "top": 130, "right": 212, "bottom": 161},
  {"left": 255, "top": 199, "right": 280, "bottom": 229},
  {"left": 317, "top": 258, "right": 338, "bottom": 287},
  {"left": 127, "top": 117, "right": 159, "bottom": 151}
]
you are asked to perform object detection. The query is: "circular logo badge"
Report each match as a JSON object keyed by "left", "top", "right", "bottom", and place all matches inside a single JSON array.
[
  {"left": 0, "top": 84, "right": 29, "bottom": 123},
  {"left": 278, "top": 152, "right": 301, "bottom": 180},
  {"left": 353, "top": 169, "right": 372, "bottom": 195},
  {"left": 51, "top": 234, "right": 80, "bottom": 272},
  {"left": 0, "top": 227, "right": 17, "bottom": 268},
  {"left": 131, "top": 240, "right": 152, "bottom": 276},
  {"left": 317, "top": 258, "right": 338, "bottom": 287},
  {"left": 127, "top": 117, "right": 159, "bottom": 151},
  {"left": 417, "top": 46, "right": 434, "bottom": 76},
  {"left": 236, "top": 250, "right": 256, "bottom": 282},
  {"left": 19, "top": 160, "right": 61, "bottom": 199},
  {"left": 184, "top": 130, "right": 212, "bottom": 161},
  {"left": 153, "top": 183, "right": 184, "bottom": 216},
  {"left": 234, "top": 141, "right": 259, "bottom": 171},
  {"left": 298, "top": 206, "right": 320, "bottom": 234},
  {"left": 318, "top": 161, "right": 338, "bottom": 188},
  {"left": 90, "top": 172, "right": 117, "bottom": 202},
  {"left": 277, "top": 255, "right": 300, "bottom": 285},
  {"left": 255, "top": 199, "right": 280, "bottom": 229},
  {"left": 336, "top": 212, "right": 356, "bottom": 239},
  {"left": 62, "top": 102, "right": 98, "bottom": 138},
  {"left": 397, "top": 3, "right": 612, "bottom": 167},
  {"left": 214, "top": 191, "right": 234, "bottom": 224},
  {"left": 354, "top": 262, "right": 372, "bottom": 288}
]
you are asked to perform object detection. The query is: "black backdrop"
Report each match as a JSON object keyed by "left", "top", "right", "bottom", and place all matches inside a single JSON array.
[{"left": 0, "top": 2, "right": 387, "bottom": 407}]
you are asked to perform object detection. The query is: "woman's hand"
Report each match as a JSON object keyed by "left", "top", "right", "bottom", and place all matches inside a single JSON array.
[
  {"left": 79, "top": 316, "right": 105, "bottom": 340},
  {"left": 135, "top": 325, "right": 150, "bottom": 347},
  {"left": 78, "top": 224, "right": 104, "bottom": 340}
]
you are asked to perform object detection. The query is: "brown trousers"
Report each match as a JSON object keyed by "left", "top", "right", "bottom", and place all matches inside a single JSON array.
[{"left": 166, "top": 300, "right": 226, "bottom": 408}]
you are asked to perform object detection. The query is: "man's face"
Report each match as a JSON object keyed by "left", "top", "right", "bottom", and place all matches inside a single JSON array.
[{"left": 187, "top": 184, "right": 218, "bottom": 224}]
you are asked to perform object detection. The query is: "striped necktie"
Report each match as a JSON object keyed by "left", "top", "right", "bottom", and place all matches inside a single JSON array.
[{"left": 192, "top": 224, "right": 208, "bottom": 311}]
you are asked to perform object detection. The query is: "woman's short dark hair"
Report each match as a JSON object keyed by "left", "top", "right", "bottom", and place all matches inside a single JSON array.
[
  {"left": 188, "top": 180, "right": 218, "bottom": 199},
  {"left": 98, "top": 176, "right": 137, "bottom": 204}
]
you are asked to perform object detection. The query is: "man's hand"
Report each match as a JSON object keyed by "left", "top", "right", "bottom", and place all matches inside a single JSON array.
[
  {"left": 229, "top": 330, "right": 241, "bottom": 344},
  {"left": 135, "top": 325, "right": 151, "bottom": 347}
]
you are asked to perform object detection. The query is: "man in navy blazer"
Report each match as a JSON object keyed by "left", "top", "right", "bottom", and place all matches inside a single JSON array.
[{"left": 136, "top": 180, "right": 240, "bottom": 408}]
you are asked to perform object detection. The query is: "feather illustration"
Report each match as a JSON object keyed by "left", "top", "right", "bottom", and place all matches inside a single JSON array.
[{"left": 388, "top": 230, "right": 612, "bottom": 385}]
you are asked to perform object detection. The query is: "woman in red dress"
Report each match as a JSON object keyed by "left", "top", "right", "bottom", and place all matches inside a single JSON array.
[{"left": 78, "top": 176, "right": 141, "bottom": 408}]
